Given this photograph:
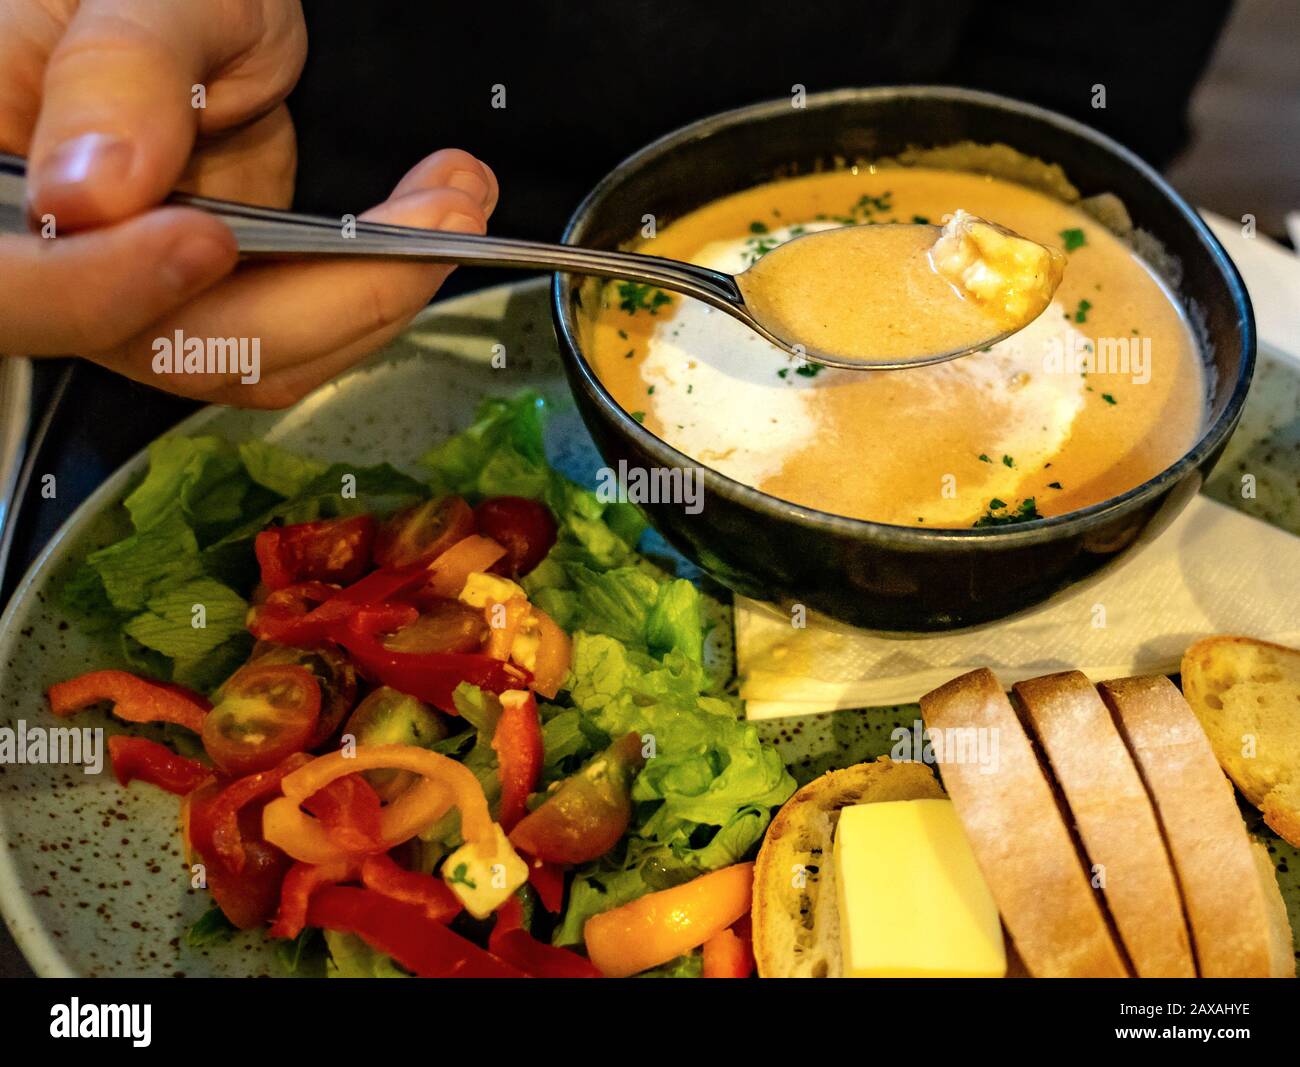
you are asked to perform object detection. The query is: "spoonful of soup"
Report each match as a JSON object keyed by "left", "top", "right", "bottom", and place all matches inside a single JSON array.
[
  {"left": 735, "top": 210, "right": 1067, "bottom": 367},
  {"left": 0, "top": 152, "right": 1063, "bottom": 370}
]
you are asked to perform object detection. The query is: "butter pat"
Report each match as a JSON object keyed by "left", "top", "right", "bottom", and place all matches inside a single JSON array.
[{"left": 834, "top": 798, "right": 1006, "bottom": 977}]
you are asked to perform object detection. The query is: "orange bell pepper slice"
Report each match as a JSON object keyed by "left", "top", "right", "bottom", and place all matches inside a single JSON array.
[{"left": 583, "top": 862, "right": 755, "bottom": 978}]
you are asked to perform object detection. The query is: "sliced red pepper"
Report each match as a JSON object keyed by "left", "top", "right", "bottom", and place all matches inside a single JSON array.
[
  {"left": 268, "top": 857, "right": 359, "bottom": 940},
  {"left": 333, "top": 614, "right": 530, "bottom": 714},
  {"left": 187, "top": 780, "right": 293, "bottom": 930},
  {"left": 254, "top": 516, "right": 377, "bottom": 592},
  {"left": 108, "top": 736, "right": 212, "bottom": 796},
  {"left": 47, "top": 670, "right": 210, "bottom": 733},
  {"left": 301, "top": 774, "right": 385, "bottom": 854},
  {"left": 360, "top": 853, "right": 461, "bottom": 923},
  {"left": 492, "top": 691, "right": 542, "bottom": 832},
  {"left": 246, "top": 567, "right": 426, "bottom": 649},
  {"left": 522, "top": 853, "right": 566, "bottom": 914},
  {"left": 489, "top": 895, "right": 600, "bottom": 978},
  {"left": 307, "top": 887, "right": 525, "bottom": 978},
  {"left": 247, "top": 581, "right": 340, "bottom": 647},
  {"left": 202, "top": 754, "right": 312, "bottom": 874}
]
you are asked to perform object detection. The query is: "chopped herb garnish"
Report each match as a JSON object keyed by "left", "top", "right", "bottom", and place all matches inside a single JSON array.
[
  {"left": 1073, "top": 299, "right": 1092, "bottom": 323},
  {"left": 687, "top": 384, "right": 693, "bottom": 394},
  {"left": 1047, "top": 481, "right": 1063, "bottom": 490},
  {"left": 1101, "top": 392, "right": 1117, "bottom": 405},
  {"left": 1059, "top": 228, "right": 1087, "bottom": 251},
  {"left": 777, "top": 368, "right": 789, "bottom": 379},
  {"left": 978, "top": 453, "right": 992, "bottom": 463},
  {"left": 617, "top": 281, "right": 672, "bottom": 315},
  {"left": 974, "top": 497, "right": 1042, "bottom": 527},
  {"left": 912, "top": 215, "right": 931, "bottom": 225},
  {"left": 794, "top": 363, "right": 823, "bottom": 378},
  {"left": 630, "top": 411, "right": 646, "bottom": 424},
  {"left": 742, "top": 234, "right": 780, "bottom": 265},
  {"left": 617, "top": 329, "right": 628, "bottom": 340},
  {"left": 623, "top": 349, "right": 635, "bottom": 359},
  {"left": 1002, "top": 454, "right": 1015, "bottom": 468},
  {"left": 749, "top": 220, "right": 769, "bottom": 234},
  {"left": 447, "top": 863, "right": 477, "bottom": 890}
]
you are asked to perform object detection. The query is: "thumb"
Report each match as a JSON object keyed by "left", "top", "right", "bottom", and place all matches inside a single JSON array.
[{"left": 25, "top": 0, "right": 275, "bottom": 231}]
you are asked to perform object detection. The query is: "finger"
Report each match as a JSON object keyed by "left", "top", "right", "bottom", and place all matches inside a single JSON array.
[
  {"left": 0, "top": 207, "right": 237, "bottom": 356},
  {"left": 26, "top": 0, "right": 305, "bottom": 230},
  {"left": 99, "top": 183, "right": 488, "bottom": 406},
  {"left": 0, "top": 0, "right": 70, "bottom": 154},
  {"left": 176, "top": 104, "right": 298, "bottom": 208},
  {"left": 391, "top": 148, "right": 499, "bottom": 216}
]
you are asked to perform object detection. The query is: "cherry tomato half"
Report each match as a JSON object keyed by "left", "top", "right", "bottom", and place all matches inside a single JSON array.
[
  {"left": 373, "top": 496, "right": 474, "bottom": 570},
  {"left": 254, "top": 516, "right": 376, "bottom": 591},
  {"left": 508, "top": 732, "right": 644, "bottom": 864},
  {"left": 202, "top": 663, "right": 322, "bottom": 777},
  {"left": 248, "top": 642, "right": 359, "bottom": 748},
  {"left": 474, "top": 497, "right": 557, "bottom": 578},
  {"left": 381, "top": 599, "right": 489, "bottom": 655}
]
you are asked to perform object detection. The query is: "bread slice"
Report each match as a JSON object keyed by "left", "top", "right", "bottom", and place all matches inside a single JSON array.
[
  {"left": 1098, "top": 674, "right": 1290, "bottom": 977},
  {"left": 751, "top": 758, "right": 944, "bottom": 978},
  {"left": 1250, "top": 839, "right": 1298, "bottom": 978},
  {"left": 920, "top": 668, "right": 1129, "bottom": 977},
  {"left": 1013, "top": 672, "right": 1195, "bottom": 977},
  {"left": 1181, "top": 636, "right": 1300, "bottom": 847}
]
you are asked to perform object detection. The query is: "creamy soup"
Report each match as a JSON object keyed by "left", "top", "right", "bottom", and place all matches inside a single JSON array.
[
  {"left": 586, "top": 166, "right": 1207, "bottom": 528},
  {"left": 737, "top": 210, "right": 1064, "bottom": 364}
]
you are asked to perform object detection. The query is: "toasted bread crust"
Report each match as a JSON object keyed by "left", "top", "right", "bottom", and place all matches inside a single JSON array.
[
  {"left": 752, "top": 758, "right": 944, "bottom": 978},
  {"left": 1181, "top": 635, "right": 1300, "bottom": 849},
  {"left": 1013, "top": 672, "right": 1194, "bottom": 977},
  {"left": 920, "top": 668, "right": 1129, "bottom": 977},
  {"left": 1098, "top": 674, "right": 1285, "bottom": 977}
]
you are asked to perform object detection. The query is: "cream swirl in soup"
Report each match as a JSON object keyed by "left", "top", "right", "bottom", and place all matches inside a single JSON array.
[{"left": 586, "top": 167, "right": 1207, "bottom": 528}]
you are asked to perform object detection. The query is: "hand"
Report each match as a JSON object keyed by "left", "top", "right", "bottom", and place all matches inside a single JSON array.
[{"left": 0, "top": 0, "right": 498, "bottom": 407}]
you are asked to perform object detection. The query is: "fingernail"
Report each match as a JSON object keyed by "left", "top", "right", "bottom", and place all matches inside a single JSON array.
[
  {"left": 439, "top": 210, "right": 484, "bottom": 234},
  {"left": 447, "top": 167, "right": 491, "bottom": 206},
  {"left": 162, "top": 232, "right": 234, "bottom": 293},
  {"left": 33, "top": 133, "right": 133, "bottom": 198}
]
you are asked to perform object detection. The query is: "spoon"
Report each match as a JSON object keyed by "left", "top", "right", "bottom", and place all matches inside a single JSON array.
[{"left": 0, "top": 153, "right": 1029, "bottom": 371}]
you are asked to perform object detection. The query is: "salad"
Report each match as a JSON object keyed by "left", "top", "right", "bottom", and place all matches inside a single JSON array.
[{"left": 47, "top": 392, "right": 794, "bottom": 978}]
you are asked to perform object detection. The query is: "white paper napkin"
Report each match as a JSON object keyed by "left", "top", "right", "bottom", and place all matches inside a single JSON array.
[{"left": 737, "top": 489, "right": 1300, "bottom": 719}]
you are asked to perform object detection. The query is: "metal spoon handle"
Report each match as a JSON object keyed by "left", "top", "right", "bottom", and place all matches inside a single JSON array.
[{"left": 0, "top": 152, "right": 741, "bottom": 310}]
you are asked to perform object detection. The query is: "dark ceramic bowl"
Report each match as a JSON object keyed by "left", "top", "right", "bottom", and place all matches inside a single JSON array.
[{"left": 551, "top": 86, "right": 1254, "bottom": 632}]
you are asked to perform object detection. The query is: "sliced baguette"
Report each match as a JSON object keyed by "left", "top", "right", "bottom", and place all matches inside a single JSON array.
[
  {"left": 1250, "top": 839, "right": 1298, "bottom": 978},
  {"left": 1013, "top": 672, "right": 1195, "bottom": 977},
  {"left": 1098, "top": 674, "right": 1290, "bottom": 977},
  {"left": 920, "top": 668, "right": 1129, "bottom": 977},
  {"left": 1181, "top": 636, "right": 1300, "bottom": 847},
  {"left": 751, "top": 758, "right": 944, "bottom": 978}
]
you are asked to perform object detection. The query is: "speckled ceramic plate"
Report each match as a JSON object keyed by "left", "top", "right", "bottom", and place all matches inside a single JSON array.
[
  {"left": 0, "top": 277, "right": 597, "bottom": 977},
  {"left": 1, "top": 278, "right": 1297, "bottom": 977}
]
